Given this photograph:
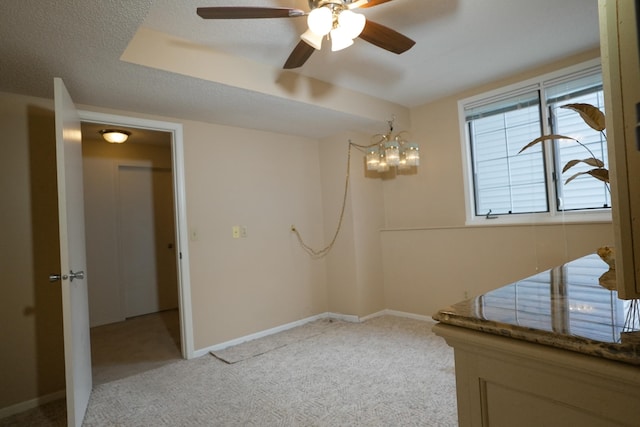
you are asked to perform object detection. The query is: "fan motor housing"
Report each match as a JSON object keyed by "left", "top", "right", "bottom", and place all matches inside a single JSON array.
[{"left": 308, "top": 0, "right": 351, "bottom": 11}]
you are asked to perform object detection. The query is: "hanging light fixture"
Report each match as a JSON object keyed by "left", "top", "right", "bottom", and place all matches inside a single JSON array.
[
  {"left": 301, "top": 2, "right": 366, "bottom": 52},
  {"left": 99, "top": 129, "right": 131, "bottom": 144},
  {"left": 362, "top": 118, "right": 420, "bottom": 174}
]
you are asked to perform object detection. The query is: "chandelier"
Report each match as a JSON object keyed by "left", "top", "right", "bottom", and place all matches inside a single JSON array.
[
  {"left": 301, "top": 1, "right": 368, "bottom": 51},
  {"left": 361, "top": 118, "right": 420, "bottom": 173},
  {"left": 291, "top": 117, "right": 419, "bottom": 258}
]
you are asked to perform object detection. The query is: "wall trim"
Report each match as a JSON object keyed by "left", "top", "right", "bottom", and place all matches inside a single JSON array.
[
  {"left": 77, "top": 110, "right": 195, "bottom": 360},
  {"left": 193, "top": 309, "right": 434, "bottom": 357},
  {"left": 0, "top": 390, "right": 65, "bottom": 419},
  {"left": 361, "top": 309, "right": 435, "bottom": 323},
  {"left": 193, "top": 312, "right": 329, "bottom": 358}
]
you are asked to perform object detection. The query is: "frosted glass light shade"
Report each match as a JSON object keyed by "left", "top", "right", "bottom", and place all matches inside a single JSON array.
[
  {"left": 338, "top": 10, "right": 366, "bottom": 39},
  {"left": 376, "top": 157, "right": 389, "bottom": 172},
  {"left": 330, "top": 27, "right": 354, "bottom": 51},
  {"left": 301, "top": 29, "right": 323, "bottom": 50},
  {"left": 366, "top": 148, "right": 380, "bottom": 171},
  {"left": 100, "top": 129, "right": 130, "bottom": 144},
  {"left": 404, "top": 142, "right": 420, "bottom": 166},
  {"left": 384, "top": 140, "right": 400, "bottom": 166},
  {"left": 307, "top": 7, "right": 333, "bottom": 36}
]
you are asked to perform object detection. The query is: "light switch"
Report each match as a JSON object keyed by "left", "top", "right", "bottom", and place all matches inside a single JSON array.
[
  {"left": 240, "top": 226, "right": 248, "bottom": 238},
  {"left": 232, "top": 226, "right": 240, "bottom": 239}
]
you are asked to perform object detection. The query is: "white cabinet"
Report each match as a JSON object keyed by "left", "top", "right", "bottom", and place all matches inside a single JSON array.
[
  {"left": 433, "top": 323, "right": 640, "bottom": 427},
  {"left": 599, "top": 0, "right": 640, "bottom": 298}
]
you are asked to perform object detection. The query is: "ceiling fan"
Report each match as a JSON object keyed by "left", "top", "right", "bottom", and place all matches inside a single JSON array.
[{"left": 197, "top": 0, "right": 416, "bottom": 69}]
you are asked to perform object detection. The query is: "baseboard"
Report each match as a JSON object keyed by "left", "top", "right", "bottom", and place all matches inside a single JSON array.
[
  {"left": 326, "top": 312, "right": 360, "bottom": 323},
  {"left": 382, "top": 309, "right": 436, "bottom": 323},
  {"left": 193, "top": 309, "right": 434, "bottom": 358},
  {"left": 0, "top": 389, "right": 65, "bottom": 419},
  {"left": 193, "top": 312, "right": 330, "bottom": 358}
]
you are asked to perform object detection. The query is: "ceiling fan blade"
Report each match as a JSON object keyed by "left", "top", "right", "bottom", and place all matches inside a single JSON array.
[
  {"left": 197, "top": 7, "right": 305, "bottom": 19},
  {"left": 283, "top": 41, "right": 316, "bottom": 69},
  {"left": 357, "top": 0, "right": 395, "bottom": 9},
  {"left": 359, "top": 20, "right": 415, "bottom": 54}
]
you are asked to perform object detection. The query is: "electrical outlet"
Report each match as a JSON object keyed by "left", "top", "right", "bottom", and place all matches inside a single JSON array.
[{"left": 240, "top": 226, "right": 247, "bottom": 238}]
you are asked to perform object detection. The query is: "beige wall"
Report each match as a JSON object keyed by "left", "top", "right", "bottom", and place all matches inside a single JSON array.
[
  {"left": 182, "top": 120, "right": 329, "bottom": 348},
  {"left": 381, "top": 48, "right": 614, "bottom": 316},
  {"left": 0, "top": 92, "right": 65, "bottom": 409},
  {"left": 319, "top": 132, "right": 386, "bottom": 318},
  {"left": 0, "top": 48, "right": 617, "bottom": 411},
  {"left": 82, "top": 136, "right": 173, "bottom": 327}
]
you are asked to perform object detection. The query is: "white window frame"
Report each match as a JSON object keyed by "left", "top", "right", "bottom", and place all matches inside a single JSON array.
[{"left": 458, "top": 59, "right": 612, "bottom": 226}]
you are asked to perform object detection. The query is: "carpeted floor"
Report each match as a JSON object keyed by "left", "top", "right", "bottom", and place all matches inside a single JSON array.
[{"left": 1, "top": 315, "right": 458, "bottom": 426}]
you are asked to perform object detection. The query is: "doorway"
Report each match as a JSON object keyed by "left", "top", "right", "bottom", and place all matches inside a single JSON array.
[{"left": 77, "top": 111, "right": 194, "bottom": 383}]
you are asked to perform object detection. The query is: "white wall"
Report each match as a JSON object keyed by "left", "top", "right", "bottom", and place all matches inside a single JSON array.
[{"left": 82, "top": 136, "right": 174, "bottom": 326}]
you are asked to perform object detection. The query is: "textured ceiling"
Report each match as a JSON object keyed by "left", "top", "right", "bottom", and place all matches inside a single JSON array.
[{"left": 0, "top": 0, "right": 600, "bottom": 139}]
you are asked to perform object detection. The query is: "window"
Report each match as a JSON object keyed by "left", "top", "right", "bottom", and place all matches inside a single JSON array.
[{"left": 460, "top": 60, "right": 611, "bottom": 224}]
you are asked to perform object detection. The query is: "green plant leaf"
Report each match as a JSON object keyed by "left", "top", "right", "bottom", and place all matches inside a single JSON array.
[
  {"left": 564, "top": 168, "right": 610, "bottom": 185},
  {"left": 517, "top": 134, "right": 576, "bottom": 154},
  {"left": 561, "top": 103, "right": 606, "bottom": 132},
  {"left": 562, "top": 157, "right": 606, "bottom": 173}
]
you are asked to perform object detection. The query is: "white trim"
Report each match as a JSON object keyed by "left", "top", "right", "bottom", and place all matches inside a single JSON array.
[
  {"left": 78, "top": 110, "right": 195, "bottom": 359},
  {"left": 463, "top": 210, "right": 612, "bottom": 227},
  {"left": 194, "top": 312, "right": 329, "bottom": 357},
  {"left": 0, "top": 390, "right": 65, "bottom": 419},
  {"left": 193, "top": 310, "right": 436, "bottom": 357},
  {"left": 362, "top": 309, "right": 435, "bottom": 323},
  {"left": 327, "top": 312, "right": 360, "bottom": 323},
  {"left": 457, "top": 58, "right": 608, "bottom": 226}
]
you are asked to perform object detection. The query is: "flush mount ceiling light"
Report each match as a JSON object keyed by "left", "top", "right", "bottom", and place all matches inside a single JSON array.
[{"left": 99, "top": 129, "right": 131, "bottom": 144}]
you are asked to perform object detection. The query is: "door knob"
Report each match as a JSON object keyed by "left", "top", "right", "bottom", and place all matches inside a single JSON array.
[
  {"left": 49, "top": 271, "right": 84, "bottom": 282},
  {"left": 69, "top": 270, "right": 85, "bottom": 281},
  {"left": 49, "top": 273, "right": 64, "bottom": 283}
]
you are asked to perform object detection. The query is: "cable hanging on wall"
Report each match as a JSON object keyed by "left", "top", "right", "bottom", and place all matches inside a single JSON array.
[{"left": 291, "top": 118, "right": 420, "bottom": 258}]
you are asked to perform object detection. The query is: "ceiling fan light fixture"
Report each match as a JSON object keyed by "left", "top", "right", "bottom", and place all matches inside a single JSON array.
[
  {"left": 330, "top": 27, "right": 354, "bottom": 51},
  {"left": 301, "top": 29, "right": 324, "bottom": 50},
  {"left": 338, "top": 10, "right": 366, "bottom": 39},
  {"left": 307, "top": 7, "right": 333, "bottom": 36},
  {"left": 99, "top": 129, "right": 131, "bottom": 144}
]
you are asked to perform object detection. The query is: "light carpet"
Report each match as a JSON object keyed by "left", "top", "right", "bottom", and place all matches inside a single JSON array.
[{"left": 2, "top": 315, "right": 458, "bottom": 426}]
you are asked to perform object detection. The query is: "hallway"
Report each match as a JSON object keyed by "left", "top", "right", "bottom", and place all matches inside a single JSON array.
[{"left": 91, "top": 309, "right": 181, "bottom": 385}]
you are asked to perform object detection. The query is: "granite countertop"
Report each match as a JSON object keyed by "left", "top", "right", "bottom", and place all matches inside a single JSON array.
[{"left": 433, "top": 254, "right": 640, "bottom": 365}]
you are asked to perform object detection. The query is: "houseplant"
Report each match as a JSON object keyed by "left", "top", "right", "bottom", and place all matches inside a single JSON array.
[
  {"left": 518, "top": 102, "right": 609, "bottom": 187},
  {"left": 519, "top": 102, "right": 615, "bottom": 276}
]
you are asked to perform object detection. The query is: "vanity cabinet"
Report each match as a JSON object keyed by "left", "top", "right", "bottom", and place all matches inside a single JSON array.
[
  {"left": 433, "top": 255, "right": 640, "bottom": 426},
  {"left": 599, "top": 0, "right": 640, "bottom": 298}
]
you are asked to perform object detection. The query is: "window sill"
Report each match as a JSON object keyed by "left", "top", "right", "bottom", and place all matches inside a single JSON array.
[{"left": 465, "top": 210, "right": 612, "bottom": 227}]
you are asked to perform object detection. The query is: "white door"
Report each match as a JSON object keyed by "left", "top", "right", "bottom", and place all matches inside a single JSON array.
[
  {"left": 118, "top": 165, "right": 178, "bottom": 318},
  {"left": 53, "top": 78, "right": 92, "bottom": 427}
]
